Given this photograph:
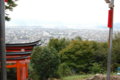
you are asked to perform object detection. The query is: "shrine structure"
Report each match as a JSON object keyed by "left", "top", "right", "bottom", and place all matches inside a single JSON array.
[{"left": 6, "top": 40, "right": 40, "bottom": 80}]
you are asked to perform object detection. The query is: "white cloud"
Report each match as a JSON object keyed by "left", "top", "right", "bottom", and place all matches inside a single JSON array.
[{"left": 6, "top": 0, "right": 120, "bottom": 29}]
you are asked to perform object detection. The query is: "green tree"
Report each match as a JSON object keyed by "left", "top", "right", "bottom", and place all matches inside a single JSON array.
[
  {"left": 91, "top": 42, "right": 107, "bottom": 70},
  {"left": 112, "top": 32, "right": 120, "bottom": 71},
  {"left": 57, "top": 63, "right": 73, "bottom": 77},
  {"left": 48, "top": 38, "right": 70, "bottom": 52},
  {"left": 5, "top": 0, "right": 17, "bottom": 21},
  {"left": 60, "top": 40, "right": 107, "bottom": 74},
  {"left": 74, "top": 36, "right": 82, "bottom": 41},
  {"left": 31, "top": 46, "right": 60, "bottom": 80},
  {"left": 30, "top": 37, "right": 108, "bottom": 79}
]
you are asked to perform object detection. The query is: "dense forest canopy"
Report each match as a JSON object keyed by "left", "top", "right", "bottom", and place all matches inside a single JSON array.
[{"left": 29, "top": 33, "right": 120, "bottom": 80}]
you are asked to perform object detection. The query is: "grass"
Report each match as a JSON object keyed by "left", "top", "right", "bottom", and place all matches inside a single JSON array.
[
  {"left": 62, "top": 74, "right": 94, "bottom": 80},
  {"left": 61, "top": 73, "right": 119, "bottom": 80}
]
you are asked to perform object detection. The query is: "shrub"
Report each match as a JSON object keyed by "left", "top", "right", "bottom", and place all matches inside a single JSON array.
[
  {"left": 90, "top": 63, "right": 104, "bottom": 74},
  {"left": 31, "top": 46, "right": 60, "bottom": 80},
  {"left": 57, "top": 63, "right": 73, "bottom": 77}
]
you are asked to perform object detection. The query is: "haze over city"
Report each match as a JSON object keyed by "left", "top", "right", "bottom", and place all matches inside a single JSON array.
[{"left": 6, "top": 0, "right": 120, "bottom": 29}]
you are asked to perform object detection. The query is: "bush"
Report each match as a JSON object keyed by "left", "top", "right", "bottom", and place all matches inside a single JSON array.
[
  {"left": 90, "top": 63, "right": 104, "bottom": 74},
  {"left": 57, "top": 63, "right": 73, "bottom": 77},
  {"left": 60, "top": 40, "right": 107, "bottom": 74},
  {"left": 31, "top": 46, "right": 60, "bottom": 80}
]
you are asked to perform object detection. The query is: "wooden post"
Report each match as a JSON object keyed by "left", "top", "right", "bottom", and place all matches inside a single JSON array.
[
  {"left": 25, "top": 63, "right": 28, "bottom": 78},
  {"left": 17, "top": 61, "right": 21, "bottom": 80}
]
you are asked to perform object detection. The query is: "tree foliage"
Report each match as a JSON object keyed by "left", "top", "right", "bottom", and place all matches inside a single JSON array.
[
  {"left": 31, "top": 46, "right": 60, "bottom": 80},
  {"left": 48, "top": 38, "right": 70, "bottom": 52},
  {"left": 30, "top": 34, "right": 120, "bottom": 79},
  {"left": 60, "top": 40, "right": 107, "bottom": 74},
  {"left": 5, "top": 0, "right": 17, "bottom": 21},
  {"left": 112, "top": 32, "right": 120, "bottom": 70}
]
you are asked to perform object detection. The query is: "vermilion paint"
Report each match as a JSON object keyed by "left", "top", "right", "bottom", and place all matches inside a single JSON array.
[
  {"left": 108, "top": 8, "right": 114, "bottom": 28},
  {"left": 4, "top": 0, "right": 8, "bottom": 2}
]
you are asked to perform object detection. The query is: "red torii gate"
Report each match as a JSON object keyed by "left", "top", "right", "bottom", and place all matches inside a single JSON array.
[{"left": 6, "top": 40, "right": 39, "bottom": 80}]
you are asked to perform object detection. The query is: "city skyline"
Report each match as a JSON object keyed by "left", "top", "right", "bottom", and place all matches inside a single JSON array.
[{"left": 6, "top": 28, "right": 120, "bottom": 44}]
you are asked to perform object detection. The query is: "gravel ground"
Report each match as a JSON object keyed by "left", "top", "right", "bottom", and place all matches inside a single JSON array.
[{"left": 86, "top": 74, "right": 120, "bottom": 80}]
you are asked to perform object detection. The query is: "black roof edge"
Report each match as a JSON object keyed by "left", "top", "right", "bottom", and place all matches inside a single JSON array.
[
  {"left": 7, "top": 56, "right": 29, "bottom": 60},
  {"left": 6, "top": 51, "right": 31, "bottom": 55},
  {"left": 6, "top": 40, "right": 41, "bottom": 47}
]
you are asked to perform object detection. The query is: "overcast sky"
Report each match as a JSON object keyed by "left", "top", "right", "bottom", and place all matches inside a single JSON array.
[{"left": 5, "top": 0, "right": 120, "bottom": 29}]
